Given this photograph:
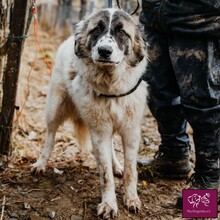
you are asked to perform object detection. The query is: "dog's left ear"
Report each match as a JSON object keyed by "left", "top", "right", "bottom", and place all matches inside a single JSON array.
[
  {"left": 129, "top": 25, "right": 147, "bottom": 66},
  {"left": 74, "top": 20, "right": 88, "bottom": 58}
]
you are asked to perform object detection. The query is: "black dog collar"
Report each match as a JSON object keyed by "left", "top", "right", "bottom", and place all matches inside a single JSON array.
[{"left": 97, "top": 77, "right": 143, "bottom": 98}]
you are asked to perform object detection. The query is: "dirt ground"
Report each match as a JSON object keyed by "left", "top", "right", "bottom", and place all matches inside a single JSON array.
[{"left": 0, "top": 19, "right": 219, "bottom": 220}]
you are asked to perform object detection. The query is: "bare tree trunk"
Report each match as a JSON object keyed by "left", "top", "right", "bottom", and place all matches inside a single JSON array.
[
  {"left": 0, "top": 0, "right": 11, "bottom": 110},
  {"left": 89, "top": 0, "right": 97, "bottom": 14},
  {"left": 37, "top": 0, "right": 74, "bottom": 38},
  {"left": 56, "top": 0, "right": 72, "bottom": 27},
  {"left": 0, "top": 0, "right": 30, "bottom": 155},
  {"left": 108, "top": 0, "right": 113, "bottom": 8},
  {"left": 124, "top": 0, "right": 131, "bottom": 13},
  {"left": 80, "top": 0, "right": 87, "bottom": 19}
]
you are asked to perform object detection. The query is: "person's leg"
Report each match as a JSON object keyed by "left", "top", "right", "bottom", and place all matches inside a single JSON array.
[
  {"left": 169, "top": 35, "right": 220, "bottom": 205},
  {"left": 140, "top": 28, "right": 191, "bottom": 178}
]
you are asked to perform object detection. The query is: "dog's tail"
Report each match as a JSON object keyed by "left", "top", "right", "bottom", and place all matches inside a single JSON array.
[{"left": 73, "top": 120, "right": 92, "bottom": 154}]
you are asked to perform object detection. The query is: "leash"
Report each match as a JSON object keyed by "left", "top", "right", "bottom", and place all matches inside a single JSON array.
[
  {"left": 131, "top": 0, "right": 140, "bottom": 15},
  {"left": 115, "top": 0, "right": 140, "bottom": 15}
]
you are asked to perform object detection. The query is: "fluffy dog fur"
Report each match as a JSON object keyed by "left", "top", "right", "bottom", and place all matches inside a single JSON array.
[{"left": 31, "top": 8, "right": 148, "bottom": 219}]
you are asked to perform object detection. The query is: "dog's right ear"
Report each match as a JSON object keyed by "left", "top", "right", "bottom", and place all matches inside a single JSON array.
[{"left": 74, "top": 20, "right": 88, "bottom": 58}]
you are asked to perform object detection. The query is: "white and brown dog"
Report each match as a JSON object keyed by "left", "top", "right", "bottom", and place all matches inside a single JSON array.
[{"left": 31, "top": 8, "right": 148, "bottom": 219}]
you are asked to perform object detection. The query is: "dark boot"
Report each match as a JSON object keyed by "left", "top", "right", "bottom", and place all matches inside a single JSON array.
[
  {"left": 176, "top": 131, "right": 220, "bottom": 209},
  {"left": 138, "top": 144, "right": 192, "bottom": 180},
  {"left": 176, "top": 167, "right": 220, "bottom": 209}
]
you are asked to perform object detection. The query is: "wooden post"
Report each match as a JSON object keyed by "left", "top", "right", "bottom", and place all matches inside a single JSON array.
[{"left": 0, "top": 0, "right": 30, "bottom": 155}]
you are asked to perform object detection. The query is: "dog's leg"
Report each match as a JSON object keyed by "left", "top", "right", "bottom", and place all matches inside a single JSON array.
[
  {"left": 90, "top": 131, "right": 118, "bottom": 219},
  {"left": 31, "top": 126, "right": 57, "bottom": 173},
  {"left": 122, "top": 127, "right": 141, "bottom": 214},
  {"left": 31, "top": 88, "right": 66, "bottom": 173},
  {"left": 112, "top": 140, "right": 123, "bottom": 178}
]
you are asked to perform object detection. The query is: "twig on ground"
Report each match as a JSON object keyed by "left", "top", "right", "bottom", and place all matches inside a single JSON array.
[
  {"left": 36, "top": 198, "right": 44, "bottom": 207},
  {"left": 83, "top": 201, "right": 87, "bottom": 220},
  {"left": 0, "top": 195, "right": 6, "bottom": 220}
]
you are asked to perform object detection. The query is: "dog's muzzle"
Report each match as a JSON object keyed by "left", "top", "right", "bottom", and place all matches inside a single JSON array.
[
  {"left": 98, "top": 45, "right": 113, "bottom": 59},
  {"left": 92, "top": 35, "right": 123, "bottom": 65}
]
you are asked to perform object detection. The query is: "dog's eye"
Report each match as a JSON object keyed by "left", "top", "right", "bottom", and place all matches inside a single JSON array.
[
  {"left": 95, "top": 27, "right": 102, "bottom": 33},
  {"left": 118, "top": 29, "right": 126, "bottom": 37}
]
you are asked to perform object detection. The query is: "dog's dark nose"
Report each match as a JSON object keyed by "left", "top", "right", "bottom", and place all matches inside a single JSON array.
[{"left": 98, "top": 46, "right": 113, "bottom": 58}]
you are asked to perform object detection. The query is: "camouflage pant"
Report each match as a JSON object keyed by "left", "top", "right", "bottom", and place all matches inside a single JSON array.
[{"left": 140, "top": 0, "right": 220, "bottom": 175}]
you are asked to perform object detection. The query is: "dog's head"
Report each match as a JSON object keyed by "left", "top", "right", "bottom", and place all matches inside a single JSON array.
[{"left": 74, "top": 9, "right": 146, "bottom": 67}]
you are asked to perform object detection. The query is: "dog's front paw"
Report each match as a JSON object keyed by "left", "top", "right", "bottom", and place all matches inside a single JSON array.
[
  {"left": 124, "top": 195, "right": 141, "bottom": 214},
  {"left": 97, "top": 201, "right": 118, "bottom": 219},
  {"left": 31, "top": 159, "right": 47, "bottom": 174}
]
